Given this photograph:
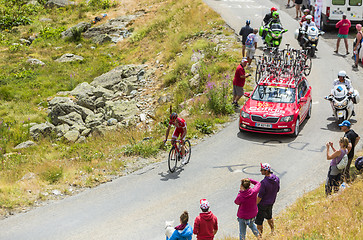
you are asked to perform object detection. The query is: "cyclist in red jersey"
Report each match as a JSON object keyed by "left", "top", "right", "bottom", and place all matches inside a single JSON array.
[{"left": 164, "top": 113, "right": 188, "bottom": 163}]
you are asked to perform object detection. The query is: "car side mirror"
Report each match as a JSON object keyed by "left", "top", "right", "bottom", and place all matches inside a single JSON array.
[
  {"left": 244, "top": 92, "right": 251, "bottom": 98},
  {"left": 319, "top": 31, "right": 325, "bottom": 35},
  {"left": 299, "top": 97, "right": 307, "bottom": 103}
]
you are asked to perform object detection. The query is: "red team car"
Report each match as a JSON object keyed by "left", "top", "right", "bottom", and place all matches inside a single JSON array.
[{"left": 239, "top": 74, "right": 312, "bottom": 137}]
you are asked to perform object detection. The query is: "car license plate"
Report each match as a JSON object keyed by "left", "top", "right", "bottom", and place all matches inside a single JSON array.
[
  {"left": 337, "top": 111, "right": 344, "bottom": 117},
  {"left": 255, "top": 123, "right": 272, "bottom": 128}
]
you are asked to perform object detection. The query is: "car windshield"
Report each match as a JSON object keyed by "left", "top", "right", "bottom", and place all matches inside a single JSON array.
[{"left": 251, "top": 85, "right": 296, "bottom": 103}]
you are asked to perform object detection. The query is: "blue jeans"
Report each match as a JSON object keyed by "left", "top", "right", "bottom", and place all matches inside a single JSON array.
[{"left": 238, "top": 217, "right": 260, "bottom": 240}]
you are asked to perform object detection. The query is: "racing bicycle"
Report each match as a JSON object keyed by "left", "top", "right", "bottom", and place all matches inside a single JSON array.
[{"left": 165, "top": 139, "right": 191, "bottom": 173}]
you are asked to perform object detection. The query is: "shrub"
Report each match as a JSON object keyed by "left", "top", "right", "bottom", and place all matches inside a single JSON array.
[
  {"left": 88, "top": 0, "right": 116, "bottom": 9},
  {"left": 205, "top": 80, "right": 234, "bottom": 115},
  {"left": 194, "top": 119, "right": 213, "bottom": 134},
  {"left": 41, "top": 166, "right": 63, "bottom": 184},
  {"left": 39, "top": 26, "right": 66, "bottom": 39}
]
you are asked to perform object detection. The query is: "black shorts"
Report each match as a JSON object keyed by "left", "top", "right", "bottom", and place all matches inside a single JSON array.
[
  {"left": 255, "top": 204, "right": 273, "bottom": 225},
  {"left": 295, "top": 0, "right": 303, "bottom": 4}
]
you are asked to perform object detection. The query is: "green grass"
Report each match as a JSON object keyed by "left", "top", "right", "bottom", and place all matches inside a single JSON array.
[{"left": 0, "top": 0, "right": 247, "bottom": 214}]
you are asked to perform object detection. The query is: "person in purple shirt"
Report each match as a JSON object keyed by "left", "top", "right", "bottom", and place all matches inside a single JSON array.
[{"left": 255, "top": 163, "right": 280, "bottom": 236}]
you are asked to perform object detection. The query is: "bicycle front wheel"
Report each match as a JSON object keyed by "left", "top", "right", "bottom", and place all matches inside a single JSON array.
[
  {"left": 183, "top": 140, "right": 191, "bottom": 164},
  {"left": 303, "top": 57, "right": 312, "bottom": 76},
  {"left": 168, "top": 147, "right": 178, "bottom": 173}
]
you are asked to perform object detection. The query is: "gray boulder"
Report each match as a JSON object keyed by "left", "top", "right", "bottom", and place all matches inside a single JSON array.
[
  {"left": 191, "top": 62, "right": 201, "bottom": 75},
  {"left": 63, "top": 130, "right": 80, "bottom": 142},
  {"left": 30, "top": 123, "right": 55, "bottom": 139},
  {"left": 48, "top": 97, "right": 93, "bottom": 125},
  {"left": 61, "top": 22, "right": 91, "bottom": 39},
  {"left": 14, "top": 141, "right": 36, "bottom": 149},
  {"left": 46, "top": 0, "right": 75, "bottom": 8},
  {"left": 92, "top": 34, "right": 112, "bottom": 44},
  {"left": 58, "top": 112, "right": 84, "bottom": 126},
  {"left": 85, "top": 113, "right": 104, "bottom": 129},
  {"left": 93, "top": 86, "right": 114, "bottom": 99},
  {"left": 104, "top": 100, "right": 139, "bottom": 122},
  {"left": 70, "top": 82, "right": 95, "bottom": 97},
  {"left": 55, "top": 53, "right": 84, "bottom": 63},
  {"left": 27, "top": 58, "right": 45, "bottom": 66},
  {"left": 75, "top": 95, "right": 96, "bottom": 110},
  {"left": 70, "top": 123, "right": 86, "bottom": 134},
  {"left": 55, "top": 124, "right": 70, "bottom": 137}
]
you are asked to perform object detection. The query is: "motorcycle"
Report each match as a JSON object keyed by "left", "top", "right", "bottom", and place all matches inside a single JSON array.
[
  {"left": 295, "top": 26, "right": 324, "bottom": 57},
  {"left": 259, "top": 23, "right": 288, "bottom": 48},
  {"left": 325, "top": 84, "right": 360, "bottom": 123}
]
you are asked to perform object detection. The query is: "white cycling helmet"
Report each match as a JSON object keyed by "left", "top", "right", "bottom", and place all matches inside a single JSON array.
[
  {"left": 306, "top": 15, "right": 313, "bottom": 20},
  {"left": 338, "top": 70, "right": 347, "bottom": 77}
]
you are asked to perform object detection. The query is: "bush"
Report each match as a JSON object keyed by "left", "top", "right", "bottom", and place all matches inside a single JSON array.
[
  {"left": 88, "top": 0, "right": 116, "bottom": 9},
  {"left": 194, "top": 119, "right": 213, "bottom": 134},
  {"left": 39, "top": 26, "right": 66, "bottom": 39},
  {"left": 41, "top": 166, "right": 63, "bottom": 184},
  {"left": 206, "top": 80, "right": 234, "bottom": 115}
]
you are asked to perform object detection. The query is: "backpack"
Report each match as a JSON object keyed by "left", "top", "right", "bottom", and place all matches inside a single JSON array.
[
  {"left": 245, "top": 34, "right": 254, "bottom": 47},
  {"left": 355, "top": 156, "right": 363, "bottom": 170},
  {"left": 337, "top": 154, "right": 348, "bottom": 170}
]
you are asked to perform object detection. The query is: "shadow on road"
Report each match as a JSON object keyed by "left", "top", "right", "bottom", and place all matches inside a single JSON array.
[
  {"left": 158, "top": 166, "right": 185, "bottom": 181},
  {"left": 322, "top": 117, "right": 357, "bottom": 132}
]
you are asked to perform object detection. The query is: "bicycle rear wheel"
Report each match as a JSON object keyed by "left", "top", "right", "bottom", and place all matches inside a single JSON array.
[
  {"left": 168, "top": 147, "right": 178, "bottom": 172},
  {"left": 183, "top": 140, "right": 191, "bottom": 164}
]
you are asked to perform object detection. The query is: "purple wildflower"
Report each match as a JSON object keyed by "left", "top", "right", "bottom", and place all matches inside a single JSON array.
[
  {"left": 208, "top": 73, "right": 211, "bottom": 79},
  {"left": 207, "top": 81, "right": 215, "bottom": 90}
]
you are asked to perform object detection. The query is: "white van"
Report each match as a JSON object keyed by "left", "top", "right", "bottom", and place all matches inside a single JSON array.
[{"left": 315, "top": 0, "right": 363, "bottom": 30}]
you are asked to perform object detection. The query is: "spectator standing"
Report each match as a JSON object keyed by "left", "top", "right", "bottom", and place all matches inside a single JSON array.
[
  {"left": 193, "top": 199, "right": 218, "bottom": 240},
  {"left": 234, "top": 178, "right": 261, "bottom": 240},
  {"left": 340, "top": 120, "right": 360, "bottom": 182},
  {"left": 166, "top": 211, "right": 193, "bottom": 240},
  {"left": 239, "top": 20, "right": 253, "bottom": 57},
  {"left": 295, "top": 0, "right": 302, "bottom": 19},
  {"left": 325, "top": 137, "right": 349, "bottom": 195},
  {"left": 255, "top": 163, "right": 280, "bottom": 236},
  {"left": 245, "top": 29, "right": 259, "bottom": 67},
  {"left": 353, "top": 24, "right": 363, "bottom": 69},
  {"left": 232, "top": 58, "right": 251, "bottom": 108},
  {"left": 335, "top": 14, "right": 351, "bottom": 55}
]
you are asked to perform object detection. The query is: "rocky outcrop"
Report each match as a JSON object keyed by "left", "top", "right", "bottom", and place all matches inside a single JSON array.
[
  {"left": 29, "top": 64, "right": 155, "bottom": 142},
  {"left": 27, "top": 58, "right": 45, "bottom": 66},
  {"left": 83, "top": 11, "right": 145, "bottom": 44}
]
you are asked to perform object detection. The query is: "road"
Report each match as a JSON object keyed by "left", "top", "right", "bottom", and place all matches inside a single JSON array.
[{"left": 1, "top": 0, "right": 363, "bottom": 239}]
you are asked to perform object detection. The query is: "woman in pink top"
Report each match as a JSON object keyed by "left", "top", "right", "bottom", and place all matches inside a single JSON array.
[
  {"left": 234, "top": 178, "right": 261, "bottom": 240},
  {"left": 335, "top": 14, "right": 351, "bottom": 55}
]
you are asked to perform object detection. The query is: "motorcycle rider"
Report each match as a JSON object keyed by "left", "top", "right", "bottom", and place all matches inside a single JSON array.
[
  {"left": 263, "top": 7, "right": 278, "bottom": 26},
  {"left": 298, "top": 15, "right": 316, "bottom": 47},
  {"left": 262, "top": 8, "right": 278, "bottom": 40},
  {"left": 262, "top": 12, "right": 282, "bottom": 41},
  {"left": 332, "top": 70, "right": 353, "bottom": 94},
  {"left": 331, "top": 70, "right": 355, "bottom": 115},
  {"left": 299, "top": 9, "right": 314, "bottom": 27}
]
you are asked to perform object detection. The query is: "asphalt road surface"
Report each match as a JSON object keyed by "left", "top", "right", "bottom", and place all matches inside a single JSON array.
[{"left": 1, "top": 0, "right": 363, "bottom": 239}]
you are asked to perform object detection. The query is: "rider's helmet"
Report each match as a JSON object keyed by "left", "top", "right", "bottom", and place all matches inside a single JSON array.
[
  {"left": 338, "top": 70, "right": 347, "bottom": 78},
  {"left": 303, "top": 9, "right": 310, "bottom": 14},
  {"left": 170, "top": 112, "right": 178, "bottom": 121},
  {"left": 246, "top": 20, "right": 251, "bottom": 25},
  {"left": 306, "top": 15, "right": 313, "bottom": 21},
  {"left": 271, "top": 7, "right": 277, "bottom": 12},
  {"left": 272, "top": 11, "right": 279, "bottom": 19}
]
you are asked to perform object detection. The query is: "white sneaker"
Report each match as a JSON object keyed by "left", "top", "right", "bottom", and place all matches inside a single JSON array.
[{"left": 181, "top": 156, "right": 188, "bottom": 165}]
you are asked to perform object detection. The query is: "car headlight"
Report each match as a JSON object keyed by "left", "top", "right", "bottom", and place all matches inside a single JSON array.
[
  {"left": 280, "top": 115, "right": 294, "bottom": 122},
  {"left": 241, "top": 111, "right": 250, "bottom": 119}
]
